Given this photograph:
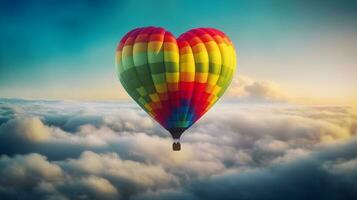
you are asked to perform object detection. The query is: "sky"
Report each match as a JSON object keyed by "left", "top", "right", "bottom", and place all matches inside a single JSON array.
[
  {"left": 1, "top": 1, "right": 357, "bottom": 199},
  {"left": 0, "top": 0, "right": 356, "bottom": 105}
]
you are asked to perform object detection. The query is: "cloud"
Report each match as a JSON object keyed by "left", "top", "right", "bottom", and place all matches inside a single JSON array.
[
  {"left": 132, "top": 189, "right": 198, "bottom": 200},
  {"left": 0, "top": 99, "right": 356, "bottom": 199},
  {"left": 0, "top": 153, "right": 64, "bottom": 200},
  {"left": 186, "top": 138, "right": 357, "bottom": 200},
  {"left": 56, "top": 175, "right": 119, "bottom": 200},
  {"left": 324, "top": 158, "right": 357, "bottom": 175},
  {"left": 0, "top": 153, "right": 63, "bottom": 188},
  {"left": 225, "top": 76, "right": 288, "bottom": 102},
  {"left": 0, "top": 117, "right": 50, "bottom": 143},
  {"left": 60, "top": 151, "right": 177, "bottom": 189},
  {"left": 0, "top": 151, "right": 175, "bottom": 200}
]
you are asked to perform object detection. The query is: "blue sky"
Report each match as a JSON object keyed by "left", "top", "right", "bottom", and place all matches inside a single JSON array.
[
  {"left": 1, "top": 2, "right": 357, "bottom": 198},
  {"left": 1, "top": 0, "right": 356, "bottom": 103}
]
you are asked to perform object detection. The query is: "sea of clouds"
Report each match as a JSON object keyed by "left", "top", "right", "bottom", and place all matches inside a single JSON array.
[{"left": 0, "top": 98, "right": 356, "bottom": 200}]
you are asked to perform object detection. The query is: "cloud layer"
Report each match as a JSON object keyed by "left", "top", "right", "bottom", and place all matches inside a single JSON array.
[{"left": 0, "top": 99, "right": 356, "bottom": 200}]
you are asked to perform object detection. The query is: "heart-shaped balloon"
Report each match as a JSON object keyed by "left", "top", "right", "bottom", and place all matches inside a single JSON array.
[{"left": 116, "top": 27, "right": 236, "bottom": 150}]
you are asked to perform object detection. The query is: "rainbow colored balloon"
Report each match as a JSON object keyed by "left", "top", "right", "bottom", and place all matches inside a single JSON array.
[{"left": 116, "top": 27, "right": 236, "bottom": 150}]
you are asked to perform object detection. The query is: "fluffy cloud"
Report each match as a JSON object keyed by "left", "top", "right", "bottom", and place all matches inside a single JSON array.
[
  {"left": 0, "top": 117, "right": 51, "bottom": 142},
  {"left": 225, "top": 76, "right": 288, "bottom": 102},
  {"left": 0, "top": 151, "right": 174, "bottom": 200},
  {"left": 0, "top": 153, "right": 63, "bottom": 188},
  {"left": 0, "top": 99, "right": 356, "bottom": 199},
  {"left": 60, "top": 151, "right": 177, "bottom": 189},
  {"left": 186, "top": 138, "right": 357, "bottom": 200},
  {"left": 0, "top": 153, "right": 64, "bottom": 200},
  {"left": 59, "top": 176, "right": 119, "bottom": 200}
]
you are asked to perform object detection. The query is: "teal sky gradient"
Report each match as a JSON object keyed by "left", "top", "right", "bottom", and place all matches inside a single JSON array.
[{"left": 1, "top": 0, "right": 356, "bottom": 102}]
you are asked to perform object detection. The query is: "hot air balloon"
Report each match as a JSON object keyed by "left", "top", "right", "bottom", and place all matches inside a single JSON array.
[{"left": 116, "top": 27, "right": 236, "bottom": 151}]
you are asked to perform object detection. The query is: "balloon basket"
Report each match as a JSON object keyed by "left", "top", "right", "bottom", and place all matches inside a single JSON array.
[{"left": 173, "top": 142, "right": 181, "bottom": 151}]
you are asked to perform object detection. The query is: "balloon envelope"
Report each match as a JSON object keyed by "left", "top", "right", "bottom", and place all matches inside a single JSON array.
[{"left": 116, "top": 27, "right": 236, "bottom": 143}]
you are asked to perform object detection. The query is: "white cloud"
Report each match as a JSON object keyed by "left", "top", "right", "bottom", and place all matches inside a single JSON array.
[
  {"left": 0, "top": 117, "right": 50, "bottom": 143},
  {"left": 60, "top": 151, "right": 177, "bottom": 188},
  {"left": 324, "top": 158, "right": 357, "bottom": 175},
  {"left": 225, "top": 75, "right": 288, "bottom": 102},
  {"left": 60, "top": 176, "right": 119, "bottom": 200},
  {"left": 0, "top": 153, "right": 63, "bottom": 189},
  {"left": 0, "top": 99, "right": 356, "bottom": 199}
]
